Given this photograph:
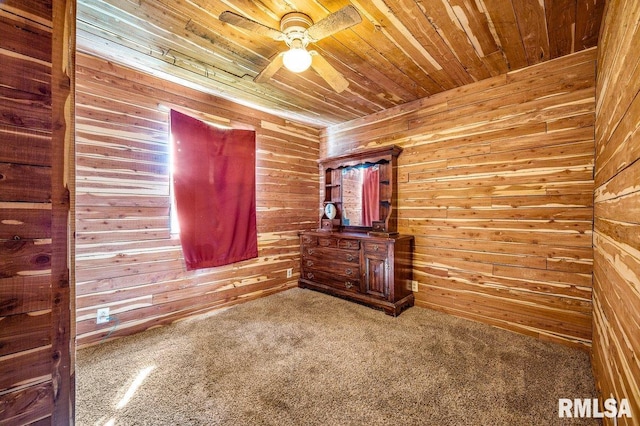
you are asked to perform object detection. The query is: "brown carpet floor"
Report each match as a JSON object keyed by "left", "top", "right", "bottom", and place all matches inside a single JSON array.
[{"left": 76, "top": 288, "right": 598, "bottom": 425}]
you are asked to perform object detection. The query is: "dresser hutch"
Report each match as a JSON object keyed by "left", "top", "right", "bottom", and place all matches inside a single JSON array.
[{"left": 299, "top": 145, "right": 414, "bottom": 316}]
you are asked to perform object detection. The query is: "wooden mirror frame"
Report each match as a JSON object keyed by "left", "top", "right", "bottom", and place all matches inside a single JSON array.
[{"left": 318, "top": 145, "right": 402, "bottom": 235}]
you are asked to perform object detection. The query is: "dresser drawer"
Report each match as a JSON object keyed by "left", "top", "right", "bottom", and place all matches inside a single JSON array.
[
  {"left": 363, "top": 241, "right": 387, "bottom": 253},
  {"left": 317, "top": 237, "right": 338, "bottom": 248},
  {"left": 301, "top": 269, "right": 360, "bottom": 293},
  {"left": 303, "top": 246, "right": 359, "bottom": 263},
  {"left": 302, "top": 259, "right": 359, "bottom": 279},
  {"left": 338, "top": 239, "right": 360, "bottom": 250},
  {"left": 301, "top": 234, "right": 317, "bottom": 246}
]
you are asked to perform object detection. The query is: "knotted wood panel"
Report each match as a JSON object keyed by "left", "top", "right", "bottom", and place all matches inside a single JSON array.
[
  {"left": 74, "top": 53, "right": 321, "bottom": 347},
  {"left": 592, "top": 0, "right": 640, "bottom": 422},
  {"left": 324, "top": 48, "right": 597, "bottom": 349}
]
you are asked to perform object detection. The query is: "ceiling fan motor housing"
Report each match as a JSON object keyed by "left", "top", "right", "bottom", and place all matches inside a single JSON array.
[{"left": 280, "top": 12, "right": 313, "bottom": 47}]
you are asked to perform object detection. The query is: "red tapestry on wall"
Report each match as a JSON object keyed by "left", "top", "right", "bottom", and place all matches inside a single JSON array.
[
  {"left": 361, "top": 165, "right": 380, "bottom": 226},
  {"left": 170, "top": 109, "right": 258, "bottom": 270}
]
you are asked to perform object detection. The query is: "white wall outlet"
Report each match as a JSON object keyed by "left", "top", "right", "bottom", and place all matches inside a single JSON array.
[
  {"left": 96, "top": 307, "right": 110, "bottom": 324},
  {"left": 411, "top": 280, "right": 419, "bottom": 292},
  {"left": 286, "top": 268, "right": 293, "bottom": 278}
]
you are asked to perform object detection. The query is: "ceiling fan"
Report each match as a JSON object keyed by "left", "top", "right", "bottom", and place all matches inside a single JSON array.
[{"left": 219, "top": 6, "right": 362, "bottom": 93}]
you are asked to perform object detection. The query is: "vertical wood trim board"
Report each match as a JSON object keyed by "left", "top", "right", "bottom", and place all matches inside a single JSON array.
[
  {"left": 323, "top": 48, "right": 597, "bottom": 349},
  {"left": 0, "top": 0, "right": 74, "bottom": 424},
  {"left": 593, "top": 0, "right": 640, "bottom": 423},
  {"left": 51, "top": 0, "right": 76, "bottom": 422},
  {"left": 74, "top": 53, "right": 321, "bottom": 347}
]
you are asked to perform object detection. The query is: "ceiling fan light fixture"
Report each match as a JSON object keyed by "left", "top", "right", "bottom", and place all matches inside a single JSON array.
[
  {"left": 220, "top": 6, "right": 361, "bottom": 90},
  {"left": 283, "top": 47, "right": 312, "bottom": 73}
]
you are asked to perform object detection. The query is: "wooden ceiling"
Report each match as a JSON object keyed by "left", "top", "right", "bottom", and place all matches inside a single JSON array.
[{"left": 76, "top": 0, "right": 604, "bottom": 127}]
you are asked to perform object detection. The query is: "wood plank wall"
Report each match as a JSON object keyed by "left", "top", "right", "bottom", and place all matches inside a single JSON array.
[
  {"left": 592, "top": 0, "right": 640, "bottom": 422},
  {"left": 323, "top": 48, "right": 597, "bottom": 349},
  {"left": 0, "top": 0, "right": 75, "bottom": 424},
  {"left": 74, "top": 53, "right": 320, "bottom": 347}
]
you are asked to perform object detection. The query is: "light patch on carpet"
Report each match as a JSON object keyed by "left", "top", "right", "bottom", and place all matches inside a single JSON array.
[{"left": 116, "top": 365, "right": 156, "bottom": 409}]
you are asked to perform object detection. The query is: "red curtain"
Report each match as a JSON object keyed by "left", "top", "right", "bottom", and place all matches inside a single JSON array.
[
  {"left": 170, "top": 109, "right": 257, "bottom": 270},
  {"left": 361, "top": 166, "right": 380, "bottom": 226}
]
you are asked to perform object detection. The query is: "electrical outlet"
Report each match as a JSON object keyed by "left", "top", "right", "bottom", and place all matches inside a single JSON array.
[
  {"left": 96, "top": 307, "right": 110, "bottom": 324},
  {"left": 411, "top": 280, "right": 419, "bottom": 292},
  {"left": 286, "top": 268, "right": 293, "bottom": 278}
]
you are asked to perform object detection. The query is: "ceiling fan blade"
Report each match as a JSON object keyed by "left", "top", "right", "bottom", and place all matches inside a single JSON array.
[
  {"left": 219, "top": 11, "right": 284, "bottom": 40},
  {"left": 255, "top": 52, "right": 285, "bottom": 83},
  {"left": 310, "top": 51, "right": 349, "bottom": 93},
  {"left": 307, "top": 5, "right": 362, "bottom": 41}
]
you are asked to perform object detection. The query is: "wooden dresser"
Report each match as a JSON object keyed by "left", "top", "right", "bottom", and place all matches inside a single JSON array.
[
  {"left": 299, "top": 145, "right": 414, "bottom": 315},
  {"left": 299, "top": 230, "right": 414, "bottom": 316}
]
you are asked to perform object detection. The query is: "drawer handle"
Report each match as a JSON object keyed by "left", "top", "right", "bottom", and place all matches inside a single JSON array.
[
  {"left": 308, "top": 249, "right": 315, "bottom": 255},
  {"left": 345, "top": 281, "right": 353, "bottom": 289},
  {"left": 345, "top": 268, "right": 353, "bottom": 276},
  {"left": 307, "top": 272, "right": 315, "bottom": 280},
  {"left": 306, "top": 260, "right": 314, "bottom": 267},
  {"left": 373, "top": 244, "right": 379, "bottom": 251},
  {"left": 346, "top": 254, "right": 354, "bottom": 261}
]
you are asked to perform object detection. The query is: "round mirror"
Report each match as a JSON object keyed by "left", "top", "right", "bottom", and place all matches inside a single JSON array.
[{"left": 324, "top": 203, "right": 337, "bottom": 220}]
